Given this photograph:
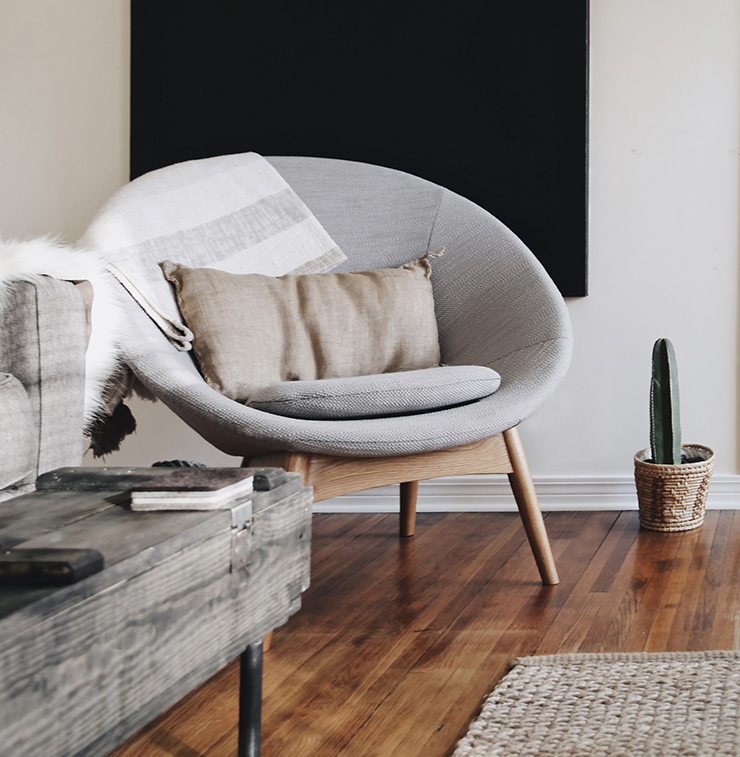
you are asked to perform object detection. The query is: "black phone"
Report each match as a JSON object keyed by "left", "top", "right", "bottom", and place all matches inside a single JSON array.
[{"left": 0, "top": 548, "right": 104, "bottom": 586}]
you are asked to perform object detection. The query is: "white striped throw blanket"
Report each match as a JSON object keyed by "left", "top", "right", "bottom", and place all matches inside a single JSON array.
[{"left": 79, "top": 152, "right": 346, "bottom": 350}]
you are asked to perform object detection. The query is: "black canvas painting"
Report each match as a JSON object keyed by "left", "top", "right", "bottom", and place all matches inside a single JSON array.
[{"left": 131, "top": 1, "right": 589, "bottom": 296}]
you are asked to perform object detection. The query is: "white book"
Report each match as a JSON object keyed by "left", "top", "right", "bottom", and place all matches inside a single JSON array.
[{"left": 129, "top": 468, "right": 254, "bottom": 511}]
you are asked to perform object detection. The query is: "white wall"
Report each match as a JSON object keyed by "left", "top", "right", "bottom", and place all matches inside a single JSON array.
[
  {"left": 523, "top": 0, "right": 740, "bottom": 477},
  {"left": 0, "top": 0, "right": 129, "bottom": 241},
  {"left": 2, "top": 1, "right": 739, "bottom": 483}
]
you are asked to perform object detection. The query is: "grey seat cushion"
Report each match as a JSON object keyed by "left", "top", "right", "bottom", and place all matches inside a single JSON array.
[
  {"left": 247, "top": 365, "right": 501, "bottom": 420},
  {"left": 0, "top": 373, "right": 38, "bottom": 494}
]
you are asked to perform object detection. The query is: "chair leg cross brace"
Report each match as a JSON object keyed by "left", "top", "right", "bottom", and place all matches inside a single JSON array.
[
  {"left": 246, "top": 426, "right": 559, "bottom": 586},
  {"left": 238, "top": 641, "right": 263, "bottom": 757}
]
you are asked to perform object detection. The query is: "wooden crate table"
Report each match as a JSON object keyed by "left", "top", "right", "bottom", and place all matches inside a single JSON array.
[{"left": 0, "top": 466, "right": 312, "bottom": 757}]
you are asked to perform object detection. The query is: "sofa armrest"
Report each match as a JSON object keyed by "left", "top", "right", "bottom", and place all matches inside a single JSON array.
[
  {"left": 0, "top": 276, "right": 87, "bottom": 484},
  {"left": 0, "top": 373, "right": 37, "bottom": 500}
]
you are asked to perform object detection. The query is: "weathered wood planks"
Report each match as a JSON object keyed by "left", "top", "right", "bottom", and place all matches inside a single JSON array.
[{"left": 0, "top": 470, "right": 311, "bottom": 757}]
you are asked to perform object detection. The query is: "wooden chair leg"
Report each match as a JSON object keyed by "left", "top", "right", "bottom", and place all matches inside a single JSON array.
[
  {"left": 399, "top": 481, "right": 419, "bottom": 537},
  {"left": 503, "top": 427, "right": 559, "bottom": 586},
  {"left": 262, "top": 630, "right": 273, "bottom": 652}
]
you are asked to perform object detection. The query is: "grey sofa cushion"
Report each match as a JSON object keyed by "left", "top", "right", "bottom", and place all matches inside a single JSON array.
[
  {"left": 0, "top": 373, "right": 37, "bottom": 494},
  {"left": 247, "top": 365, "right": 501, "bottom": 420}
]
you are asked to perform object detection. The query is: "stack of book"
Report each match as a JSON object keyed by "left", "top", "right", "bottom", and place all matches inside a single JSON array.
[{"left": 129, "top": 468, "right": 254, "bottom": 511}]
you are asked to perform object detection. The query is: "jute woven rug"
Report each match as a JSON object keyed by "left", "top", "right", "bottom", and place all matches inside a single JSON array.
[{"left": 452, "top": 651, "right": 740, "bottom": 757}]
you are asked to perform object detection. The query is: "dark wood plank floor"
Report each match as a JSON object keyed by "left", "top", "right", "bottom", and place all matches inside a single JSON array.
[{"left": 108, "top": 509, "right": 740, "bottom": 757}]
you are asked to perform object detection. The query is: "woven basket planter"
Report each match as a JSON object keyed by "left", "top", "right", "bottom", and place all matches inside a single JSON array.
[{"left": 634, "top": 445, "right": 715, "bottom": 532}]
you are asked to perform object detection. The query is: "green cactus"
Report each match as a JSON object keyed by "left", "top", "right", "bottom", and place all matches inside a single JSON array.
[{"left": 650, "top": 338, "right": 682, "bottom": 465}]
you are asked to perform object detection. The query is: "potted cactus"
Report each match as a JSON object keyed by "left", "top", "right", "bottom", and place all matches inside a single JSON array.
[{"left": 634, "top": 338, "right": 714, "bottom": 531}]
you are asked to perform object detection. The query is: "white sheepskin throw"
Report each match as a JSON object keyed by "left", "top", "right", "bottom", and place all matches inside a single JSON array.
[{"left": 0, "top": 236, "right": 125, "bottom": 430}]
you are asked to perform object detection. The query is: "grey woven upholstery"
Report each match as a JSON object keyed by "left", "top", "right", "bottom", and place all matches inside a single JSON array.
[
  {"left": 0, "top": 373, "right": 36, "bottom": 493},
  {"left": 96, "top": 156, "right": 573, "bottom": 458},
  {"left": 0, "top": 276, "right": 87, "bottom": 500},
  {"left": 248, "top": 365, "right": 501, "bottom": 420}
]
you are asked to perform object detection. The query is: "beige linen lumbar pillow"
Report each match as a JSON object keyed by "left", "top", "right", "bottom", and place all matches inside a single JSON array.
[{"left": 160, "top": 256, "right": 441, "bottom": 403}]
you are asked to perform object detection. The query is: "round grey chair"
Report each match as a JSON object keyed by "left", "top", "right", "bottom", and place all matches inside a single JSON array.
[{"left": 82, "top": 155, "right": 573, "bottom": 586}]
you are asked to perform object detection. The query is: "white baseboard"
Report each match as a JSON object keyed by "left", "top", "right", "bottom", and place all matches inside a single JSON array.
[{"left": 313, "top": 474, "right": 740, "bottom": 513}]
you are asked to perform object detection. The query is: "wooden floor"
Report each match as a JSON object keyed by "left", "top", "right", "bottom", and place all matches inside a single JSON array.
[{"left": 109, "top": 509, "right": 740, "bottom": 757}]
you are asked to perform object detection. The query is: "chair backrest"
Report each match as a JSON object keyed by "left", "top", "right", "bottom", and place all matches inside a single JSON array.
[
  {"left": 267, "top": 156, "right": 445, "bottom": 271},
  {"left": 267, "top": 157, "right": 571, "bottom": 376}
]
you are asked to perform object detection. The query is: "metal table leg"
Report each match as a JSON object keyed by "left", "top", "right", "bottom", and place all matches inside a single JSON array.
[{"left": 238, "top": 641, "right": 263, "bottom": 757}]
